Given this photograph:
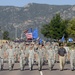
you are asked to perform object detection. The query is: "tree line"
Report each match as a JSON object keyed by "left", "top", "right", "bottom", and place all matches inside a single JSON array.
[
  {"left": 41, "top": 13, "right": 75, "bottom": 41},
  {"left": 1, "top": 13, "right": 75, "bottom": 41}
]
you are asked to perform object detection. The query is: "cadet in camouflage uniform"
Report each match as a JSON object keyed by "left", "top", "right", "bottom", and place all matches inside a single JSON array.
[
  {"left": 47, "top": 46, "right": 55, "bottom": 71},
  {"left": 45, "top": 42, "right": 50, "bottom": 49},
  {"left": 33, "top": 43, "right": 39, "bottom": 65},
  {"left": 15, "top": 46, "right": 20, "bottom": 62},
  {"left": 41, "top": 45, "right": 46, "bottom": 65},
  {"left": 54, "top": 43, "right": 59, "bottom": 63},
  {"left": 69, "top": 45, "right": 75, "bottom": 71},
  {"left": 6, "top": 45, "right": 16, "bottom": 71},
  {"left": 37, "top": 45, "right": 44, "bottom": 71},
  {"left": 45, "top": 42, "right": 50, "bottom": 62},
  {"left": 25, "top": 42, "right": 30, "bottom": 65},
  {"left": 64, "top": 43, "right": 70, "bottom": 63},
  {"left": 0, "top": 46, "right": 4, "bottom": 70},
  {"left": 34, "top": 43, "right": 38, "bottom": 51},
  {"left": 19, "top": 47, "right": 26, "bottom": 71},
  {"left": 28, "top": 43, "right": 35, "bottom": 71}
]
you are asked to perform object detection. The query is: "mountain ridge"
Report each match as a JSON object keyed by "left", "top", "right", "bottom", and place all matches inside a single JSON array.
[{"left": 0, "top": 3, "right": 75, "bottom": 39}]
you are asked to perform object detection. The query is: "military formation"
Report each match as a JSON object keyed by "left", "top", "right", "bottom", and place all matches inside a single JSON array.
[{"left": 0, "top": 40, "right": 75, "bottom": 71}]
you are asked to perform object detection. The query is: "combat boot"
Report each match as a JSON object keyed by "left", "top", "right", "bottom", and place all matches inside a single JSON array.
[
  {"left": 29, "top": 67, "right": 32, "bottom": 71},
  {"left": 49, "top": 67, "right": 52, "bottom": 71},
  {"left": 20, "top": 67, "right": 24, "bottom": 71},
  {"left": 0, "top": 65, "right": 3, "bottom": 71},
  {"left": 12, "top": 64, "right": 14, "bottom": 70},
  {"left": 9, "top": 67, "right": 12, "bottom": 71}
]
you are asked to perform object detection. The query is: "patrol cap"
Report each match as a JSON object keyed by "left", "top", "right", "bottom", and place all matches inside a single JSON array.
[
  {"left": 60, "top": 44, "right": 63, "bottom": 46},
  {"left": 31, "top": 41, "right": 34, "bottom": 45},
  {"left": 26, "top": 42, "right": 29, "bottom": 45},
  {"left": 71, "top": 45, "right": 74, "bottom": 48}
]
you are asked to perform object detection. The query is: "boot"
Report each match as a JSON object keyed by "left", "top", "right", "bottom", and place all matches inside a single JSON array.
[
  {"left": 1, "top": 65, "right": 3, "bottom": 70},
  {"left": 29, "top": 67, "right": 32, "bottom": 71},
  {"left": 9, "top": 67, "right": 12, "bottom": 71},
  {"left": 20, "top": 67, "right": 24, "bottom": 71},
  {"left": 12, "top": 64, "right": 14, "bottom": 70},
  {"left": 49, "top": 67, "right": 52, "bottom": 71}
]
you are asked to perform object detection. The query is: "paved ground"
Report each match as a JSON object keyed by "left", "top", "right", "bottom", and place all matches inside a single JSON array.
[{"left": 0, "top": 63, "right": 75, "bottom": 75}]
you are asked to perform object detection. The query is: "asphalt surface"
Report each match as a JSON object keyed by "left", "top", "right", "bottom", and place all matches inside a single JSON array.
[{"left": 0, "top": 63, "right": 75, "bottom": 75}]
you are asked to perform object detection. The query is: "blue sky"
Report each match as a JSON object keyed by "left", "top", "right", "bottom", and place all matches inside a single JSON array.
[{"left": 0, "top": 0, "right": 75, "bottom": 7}]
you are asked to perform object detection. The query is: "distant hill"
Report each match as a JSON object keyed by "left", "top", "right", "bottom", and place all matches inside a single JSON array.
[{"left": 0, "top": 3, "right": 75, "bottom": 39}]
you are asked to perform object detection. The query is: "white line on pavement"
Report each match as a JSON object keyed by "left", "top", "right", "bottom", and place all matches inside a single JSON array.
[{"left": 40, "top": 71, "right": 43, "bottom": 75}]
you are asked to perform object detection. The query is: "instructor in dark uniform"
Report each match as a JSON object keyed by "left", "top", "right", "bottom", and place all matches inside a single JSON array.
[{"left": 58, "top": 44, "right": 66, "bottom": 71}]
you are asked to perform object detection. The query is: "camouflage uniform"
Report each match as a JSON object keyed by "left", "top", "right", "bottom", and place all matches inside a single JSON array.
[
  {"left": 19, "top": 47, "right": 26, "bottom": 71},
  {"left": 64, "top": 46, "right": 70, "bottom": 63},
  {"left": 54, "top": 44, "right": 59, "bottom": 62},
  {"left": 6, "top": 46, "right": 15, "bottom": 71},
  {"left": 0, "top": 46, "right": 4, "bottom": 70},
  {"left": 37, "top": 46, "right": 44, "bottom": 71},
  {"left": 28, "top": 46, "right": 35, "bottom": 71},
  {"left": 47, "top": 47, "right": 55, "bottom": 70},
  {"left": 70, "top": 47, "right": 75, "bottom": 71},
  {"left": 15, "top": 46, "right": 20, "bottom": 62}
]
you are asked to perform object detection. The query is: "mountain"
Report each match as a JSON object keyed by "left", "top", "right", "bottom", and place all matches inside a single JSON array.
[{"left": 0, "top": 3, "right": 75, "bottom": 39}]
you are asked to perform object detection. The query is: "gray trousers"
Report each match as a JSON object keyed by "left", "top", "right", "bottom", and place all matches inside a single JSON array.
[
  {"left": 48, "top": 58, "right": 54, "bottom": 68},
  {"left": 70, "top": 58, "right": 75, "bottom": 69},
  {"left": 0, "top": 58, "right": 4, "bottom": 69},
  {"left": 38, "top": 58, "right": 43, "bottom": 68},
  {"left": 8, "top": 57, "right": 15, "bottom": 68},
  {"left": 43, "top": 57, "right": 47, "bottom": 63},
  {"left": 65, "top": 54, "right": 69, "bottom": 62},
  {"left": 55, "top": 53, "right": 59, "bottom": 62},
  {"left": 15, "top": 54, "right": 18, "bottom": 62},
  {"left": 20, "top": 57, "right": 26, "bottom": 69},
  {"left": 28, "top": 58, "right": 34, "bottom": 68}
]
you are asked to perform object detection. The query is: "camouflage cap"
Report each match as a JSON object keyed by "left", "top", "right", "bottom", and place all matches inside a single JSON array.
[{"left": 26, "top": 42, "right": 29, "bottom": 45}]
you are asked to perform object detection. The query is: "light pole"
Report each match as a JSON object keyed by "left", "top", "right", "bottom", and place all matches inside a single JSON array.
[
  {"left": 13, "top": 25, "right": 19, "bottom": 40},
  {"left": 21, "top": 31, "right": 24, "bottom": 39},
  {"left": 0, "top": 26, "right": 3, "bottom": 45}
]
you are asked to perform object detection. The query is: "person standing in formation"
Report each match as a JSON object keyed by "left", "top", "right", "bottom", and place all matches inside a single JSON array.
[
  {"left": 64, "top": 43, "right": 70, "bottom": 63},
  {"left": 36, "top": 45, "right": 44, "bottom": 71},
  {"left": 0, "top": 46, "right": 5, "bottom": 71},
  {"left": 47, "top": 46, "right": 55, "bottom": 71},
  {"left": 69, "top": 45, "right": 75, "bottom": 71},
  {"left": 28, "top": 42, "right": 35, "bottom": 71},
  {"left": 19, "top": 47, "right": 26, "bottom": 71},
  {"left": 6, "top": 45, "right": 16, "bottom": 71}
]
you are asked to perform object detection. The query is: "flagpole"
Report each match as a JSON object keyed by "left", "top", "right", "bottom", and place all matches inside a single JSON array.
[
  {"left": 21, "top": 31, "right": 23, "bottom": 39},
  {"left": 63, "top": 34, "right": 65, "bottom": 43},
  {"left": 13, "top": 24, "right": 19, "bottom": 40}
]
